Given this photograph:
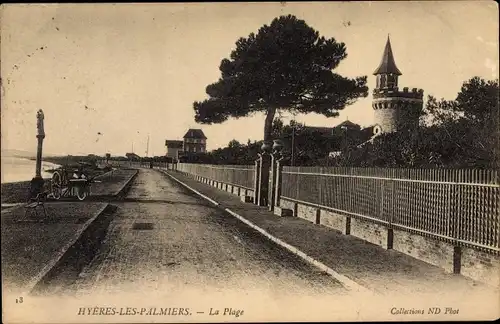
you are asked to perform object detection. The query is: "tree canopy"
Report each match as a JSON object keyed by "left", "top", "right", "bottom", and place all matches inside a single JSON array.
[
  {"left": 193, "top": 15, "right": 368, "bottom": 142},
  {"left": 330, "top": 77, "right": 499, "bottom": 169},
  {"left": 185, "top": 77, "right": 498, "bottom": 168}
]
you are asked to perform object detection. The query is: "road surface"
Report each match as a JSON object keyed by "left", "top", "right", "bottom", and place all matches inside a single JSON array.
[{"left": 63, "top": 168, "right": 345, "bottom": 299}]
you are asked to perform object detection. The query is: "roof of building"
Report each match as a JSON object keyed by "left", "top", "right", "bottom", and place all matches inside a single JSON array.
[
  {"left": 337, "top": 120, "right": 360, "bottom": 129},
  {"left": 183, "top": 129, "right": 207, "bottom": 139},
  {"left": 361, "top": 125, "right": 375, "bottom": 133},
  {"left": 125, "top": 152, "right": 140, "bottom": 158},
  {"left": 305, "top": 120, "right": 361, "bottom": 136},
  {"left": 165, "top": 140, "right": 183, "bottom": 148},
  {"left": 373, "top": 36, "right": 402, "bottom": 76},
  {"left": 305, "top": 126, "right": 336, "bottom": 136}
]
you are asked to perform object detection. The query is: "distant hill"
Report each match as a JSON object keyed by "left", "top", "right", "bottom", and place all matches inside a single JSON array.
[
  {"left": 1, "top": 149, "right": 36, "bottom": 159},
  {"left": 1, "top": 149, "right": 69, "bottom": 159}
]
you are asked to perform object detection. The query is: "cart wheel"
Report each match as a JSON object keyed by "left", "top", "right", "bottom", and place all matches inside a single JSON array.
[
  {"left": 51, "top": 171, "right": 62, "bottom": 200},
  {"left": 76, "top": 186, "right": 89, "bottom": 201}
]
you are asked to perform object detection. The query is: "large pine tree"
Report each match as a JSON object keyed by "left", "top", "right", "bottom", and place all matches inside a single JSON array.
[{"left": 193, "top": 15, "right": 368, "bottom": 143}]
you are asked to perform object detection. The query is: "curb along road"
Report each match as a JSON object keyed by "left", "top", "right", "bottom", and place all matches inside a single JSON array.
[
  {"left": 161, "top": 169, "right": 373, "bottom": 295},
  {"left": 1, "top": 203, "right": 25, "bottom": 214},
  {"left": 114, "top": 169, "right": 139, "bottom": 200}
]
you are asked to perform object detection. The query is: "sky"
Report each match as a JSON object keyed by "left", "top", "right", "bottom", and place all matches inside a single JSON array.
[{"left": 1, "top": 2, "right": 498, "bottom": 157}]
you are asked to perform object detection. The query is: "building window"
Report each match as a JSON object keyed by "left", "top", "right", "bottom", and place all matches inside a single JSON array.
[
  {"left": 193, "top": 146, "right": 197, "bottom": 153},
  {"left": 378, "top": 74, "right": 387, "bottom": 88},
  {"left": 387, "top": 74, "right": 397, "bottom": 88}
]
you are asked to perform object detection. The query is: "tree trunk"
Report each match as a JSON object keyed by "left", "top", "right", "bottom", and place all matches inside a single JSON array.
[{"left": 264, "top": 107, "right": 277, "bottom": 142}]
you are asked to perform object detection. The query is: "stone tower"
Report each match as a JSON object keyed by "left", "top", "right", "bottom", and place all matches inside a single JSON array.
[{"left": 372, "top": 36, "right": 424, "bottom": 135}]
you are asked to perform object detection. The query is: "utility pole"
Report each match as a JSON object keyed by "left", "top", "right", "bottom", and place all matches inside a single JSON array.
[
  {"left": 291, "top": 119, "right": 296, "bottom": 167},
  {"left": 146, "top": 135, "right": 150, "bottom": 157},
  {"left": 291, "top": 126, "right": 295, "bottom": 166}
]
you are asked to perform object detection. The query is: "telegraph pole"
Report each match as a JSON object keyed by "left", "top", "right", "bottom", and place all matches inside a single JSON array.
[
  {"left": 290, "top": 112, "right": 298, "bottom": 167},
  {"left": 291, "top": 123, "right": 295, "bottom": 167}
]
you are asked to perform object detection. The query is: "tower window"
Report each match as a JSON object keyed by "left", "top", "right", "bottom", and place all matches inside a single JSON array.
[
  {"left": 387, "top": 74, "right": 397, "bottom": 88},
  {"left": 377, "top": 75, "right": 387, "bottom": 88}
]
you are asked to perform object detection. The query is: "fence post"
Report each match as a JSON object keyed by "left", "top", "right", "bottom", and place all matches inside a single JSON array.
[
  {"left": 258, "top": 152, "right": 271, "bottom": 207},
  {"left": 268, "top": 153, "right": 279, "bottom": 212},
  {"left": 274, "top": 158, "right": 284, "bottom": 208},
  {"left": 253, "top": 157, "right": 261, "bottom": 205}
]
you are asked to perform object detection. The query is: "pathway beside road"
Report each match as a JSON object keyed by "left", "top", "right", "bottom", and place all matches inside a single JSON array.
[
  {"left": 1, "top": 202, "right": 108, "bottom": 294},
  {"left": 90, "top": 169, "right": 138, "bottom": 197},
  {"left": 1, "top": 169, "right": 137, "bottom": 295}
]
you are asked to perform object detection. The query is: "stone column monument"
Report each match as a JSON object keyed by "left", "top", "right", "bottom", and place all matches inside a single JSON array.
[{"left": 30, "top": 109, "right": 46, "bottom": 196}]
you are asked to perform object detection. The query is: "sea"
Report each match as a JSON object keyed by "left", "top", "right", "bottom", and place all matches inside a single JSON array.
[{"left": 1, "top": 156, "right": 60, "bottom": 184}]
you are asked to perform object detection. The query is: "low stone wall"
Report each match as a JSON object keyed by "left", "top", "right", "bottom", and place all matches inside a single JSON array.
[
  {"left": 350, "top": 217, "right": 392, "bottom": 249},
  {"left": 279, "top": 199, "right": 296, "bottom": 215},
  {"left": 392, "top": 228, "right": 456, "bottom": 273},
  {"left": 185, "top": 173, "right": 255, "bottom": 200},
  {"left": 460, "top": 247, "right": 500, "bottom": 287},
  {"left": 296, "top": 204, "right": 319, "bottom": 224},
  {"left": 279, "top": 197, "right": 499, "bottom": 287},
  {"left": 320, "top": 210, "right": 350, "bottom": 235}
]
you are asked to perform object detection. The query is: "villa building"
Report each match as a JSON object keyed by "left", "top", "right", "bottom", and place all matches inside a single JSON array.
[
  {"left": 183, "top": 129, "right": 207, "bottom": 153},
  {"left": 165, "top": 140, "right": 184, "bottom": 161},
  {"left": 165, "top": 128, "right": 208, "bottom": 162}
]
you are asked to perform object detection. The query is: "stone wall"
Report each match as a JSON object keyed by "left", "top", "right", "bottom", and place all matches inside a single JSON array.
[
  {"left": 392, "top": 228, "right": 456, "bottom": 273},
  {"left": 319, "top": 210, "right": 349, "bottom": 234},
  {"left": 350, "top": 217, "right": 392, "bottom": 249},
  {"left": 460, "top": 247, "right": 500, "bottom": 287},
  {"left": 296, "top": 204, "right": 319, "bottom": 224},
  {"left": 373, "top": 105, "right": 399, "bottom": 133},
  {"left": 279, "top": 199, "right": 295, "bottom": 211},
  {"left": 195, "top": 175, "right": 254, "bottom": 200},
  {"left": 373, "top": 99, "right": 423, "bottom": 133}
]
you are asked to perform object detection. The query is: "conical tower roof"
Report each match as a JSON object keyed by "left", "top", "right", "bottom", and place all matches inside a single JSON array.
[{"left": 373, "top": 35, "right": 402, "bottom": 75}]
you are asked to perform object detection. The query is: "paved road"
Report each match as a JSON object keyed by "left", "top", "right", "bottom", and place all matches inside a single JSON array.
[{"left": 64, "top": 168, "right": 344, "bottom": 299}]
